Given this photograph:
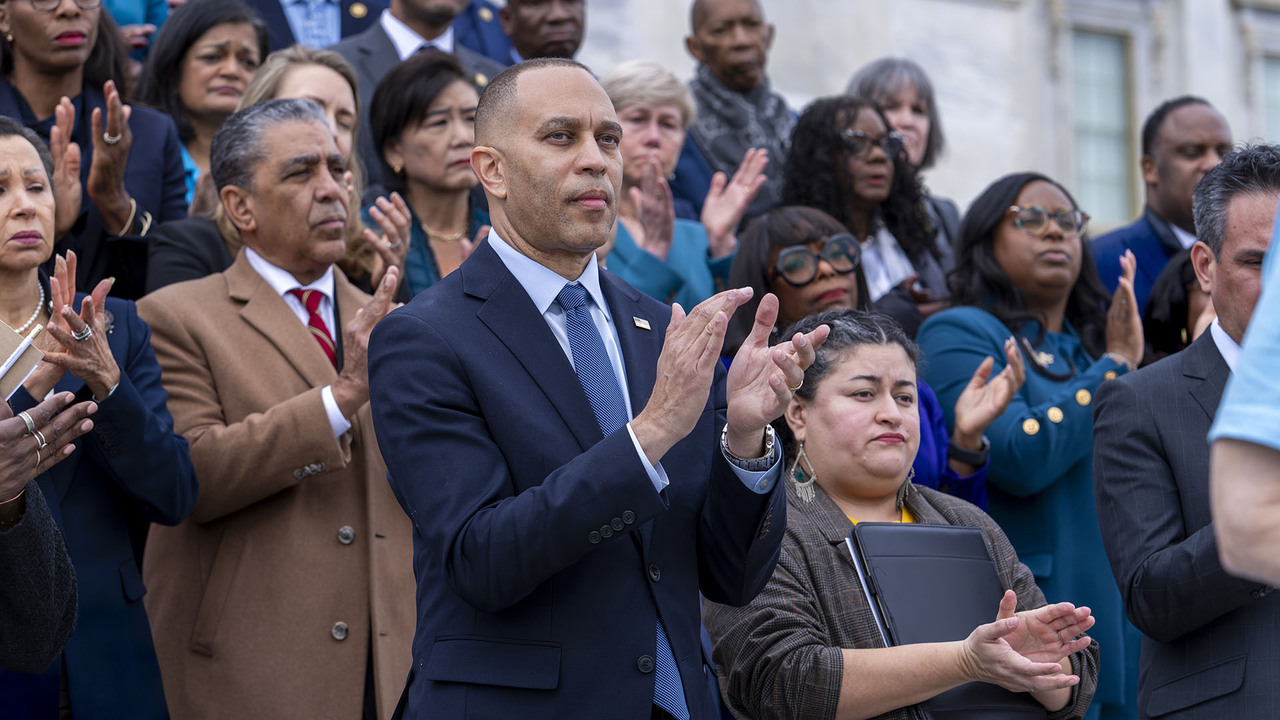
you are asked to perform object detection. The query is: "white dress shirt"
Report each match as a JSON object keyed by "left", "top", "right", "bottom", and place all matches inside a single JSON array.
[
  {"left": 486, "top": 230, "right": 777, "bottom": 495},
  {"left": 1209, "top": 316, "right": 1242, "bottom": 372},
  {"left": 245, "top": 248, "right": 351, "bottom": 438},
  {"left": 1172, "top": 223, "right": 1198, "bottom": 250},
  {"left": 380, "top": 9, "right": 455, "bottom": 61}
]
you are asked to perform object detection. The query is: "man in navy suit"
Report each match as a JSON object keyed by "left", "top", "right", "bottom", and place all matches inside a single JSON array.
[
  {"left": 1094, "top": 145, "right": 1280, "bottom": 718},
  {"left": 368, "top": 58, "right": 825, "bottom": 719},
  {"left": 242, "top": 0, "right": 387, "bottom": 52},
  {"left": 1092, "top": 96, "right": 1232, "bottom": 317}
]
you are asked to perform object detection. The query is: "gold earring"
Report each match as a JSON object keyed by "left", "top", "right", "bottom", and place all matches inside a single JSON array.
[
  {"left": 392, "top": 163, "right": 402, "bottom": 174},
  {"left": 789, "top": 442, "right": 818, "bottom": 503},
  {"left": 5, "top": 34, "right": 12, "bottom": 43}
]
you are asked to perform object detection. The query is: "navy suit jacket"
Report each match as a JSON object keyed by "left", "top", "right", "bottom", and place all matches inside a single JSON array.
[
  {"left": 0, "top": 292, "right": 197, "bottom": 719},
  {"left": 1092, "top": 208, "right": 1184, "bottom": 319},
  {"left": 368, "top": 239, "right": 785, "bottom": 720},
  {"left": 0, "top": 82, "right": 188, "bottom": 300},
  {"left": 452, "top": 0, "right": 512, "bottom": 66},
  {"left": 1094, "top": 333, "right": 1280, "bottom": 717},
  {"left": 244, "top": 0, "right": 386, "bottom": 52}
]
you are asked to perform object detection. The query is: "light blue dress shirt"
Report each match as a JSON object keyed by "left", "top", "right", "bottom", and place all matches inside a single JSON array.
[
  {"left": 283, "top": 0, "right": 341, "bottom": 49},
  {"left": 486, "top": 229, "right": 778, "bottom": 495}
]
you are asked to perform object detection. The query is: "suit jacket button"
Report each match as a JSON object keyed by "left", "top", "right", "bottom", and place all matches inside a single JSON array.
[
  {"left": 622, "top": 510, "right": 635, "bottom": 525},
  {"left": 637, "top": 655, "right": 654, "bottom": 673},
  {"left": 331, "top": 621, "right": 348, "bottom": 641},
  {"left": 648, "top": 564, "right": 661, "bottom": 582},
  {"left": 600, "top": 525, "right": 614, "bottom": 539},
  {"left": 588, "top": 531, "right": 602, "bottom": 544},
  {"left": 338, "top": 526, "right": 356, "bottom": 545},
  {"left": 611, "top": 517, "right": 625, "bottom": 531}
]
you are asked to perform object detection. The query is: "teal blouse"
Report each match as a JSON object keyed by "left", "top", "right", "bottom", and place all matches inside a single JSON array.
[{"left": 607, "top": 218, "right": 731, "bottom": 308}]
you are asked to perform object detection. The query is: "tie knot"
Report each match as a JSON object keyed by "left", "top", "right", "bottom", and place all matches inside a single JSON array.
[
  {"left": 556, "top": 283, "right": 589, "bottom": 312},
  {"left": 288, "top": 288, "right": 323, "bottom": 314}
]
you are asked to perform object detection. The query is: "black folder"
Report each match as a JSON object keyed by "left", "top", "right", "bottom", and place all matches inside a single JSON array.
[{"left": 846, "top": 522, "right": 1048, "bottom": 719}]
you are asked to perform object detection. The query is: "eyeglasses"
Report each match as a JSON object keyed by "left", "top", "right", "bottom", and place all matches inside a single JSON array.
[
  {"left": 773, "top": 233, "right": 861, "bottom": 287},
  {"left": 1008, "top": 205, "right": 1090, "bottom": 236},
  {"left": 27, "top": 0, "right": 101, "bottom": 11},
  {"left": 840, "top": 128, "right": 904, "bottom": 160}
]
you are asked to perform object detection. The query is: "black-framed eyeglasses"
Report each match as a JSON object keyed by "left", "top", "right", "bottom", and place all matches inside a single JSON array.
[
  {"left": 1009, "top": 205, "right": 1090, "bottom": 236},
  {"left": 840, "top": 128, "right": 904, "bottom": 160},
  {"left": 27, "top": 0, "right": 101, "bottom": 11},
  {"left": 773, "top": 233, "right": 861, "bottom": 287}
]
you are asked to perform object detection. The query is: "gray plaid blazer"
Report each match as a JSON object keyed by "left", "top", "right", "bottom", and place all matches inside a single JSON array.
[{"left": 704, "top": 481, "right": 1099, "bottom": 720}]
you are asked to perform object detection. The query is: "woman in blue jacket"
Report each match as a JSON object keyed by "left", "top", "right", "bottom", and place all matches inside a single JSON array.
[{"left": 917, "top": 172, "right": 1144, "bottom": 720}]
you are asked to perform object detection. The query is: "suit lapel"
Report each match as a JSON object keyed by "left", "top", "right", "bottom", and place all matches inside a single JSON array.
[
  {"left": 466, "top": 241, "right": 603, "bottom": 452},
  {"left": 1184, "top": 333, "right": 1230, "bottom": 420},
  {"left": 227, "top": 252, "right": 339, "bottom": 389},
  {"left": 357, "top": 26, "right": 401, "bottom": 89},
  {"left": 600, "top": 271, "right": 660, "bottom": 417}
]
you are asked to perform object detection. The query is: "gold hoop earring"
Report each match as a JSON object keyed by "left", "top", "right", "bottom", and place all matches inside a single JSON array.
[{"left": 789, "top": 442, "right": 818, "bottom": 503}]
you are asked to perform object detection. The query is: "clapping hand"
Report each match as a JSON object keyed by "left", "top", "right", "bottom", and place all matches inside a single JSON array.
[
  {"left": 958, "top": 590, "right": 1094, "bottom": 694},
  {"left": 701, "top": 147, "right": 768, "bottom": 258},
  {"left": 50, "top": 97, "right": 82, "bottom": 239},
  {"left": 627, "top": 155, "right": 675, "bottom": 262},
  {"left": 951, "top": 336, "right": 1026, "bottom": 451},
  {"left": 39, "top": 252, "right": 121, "bottom": 400},
  {"left": 1104, "top": 250, "right": 1144, "bottom": 367},
  {"left": 86, "top": 80, "right": 138, "bottom": 235},
  {"left": 362, "top": 191, "right": 412, "bottom": 289},
  {"left": 0, "top": 392, "right": 97, "bottom": 500}
]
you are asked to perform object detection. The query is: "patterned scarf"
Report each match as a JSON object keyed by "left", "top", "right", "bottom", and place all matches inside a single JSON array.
[{"left": 688, "top": 64, "right": 794, "bottom": 212}]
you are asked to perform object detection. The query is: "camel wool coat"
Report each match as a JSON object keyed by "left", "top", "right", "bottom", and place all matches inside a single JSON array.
[{"left": 136, "top": 250, "right": 414, "bottom": 720}]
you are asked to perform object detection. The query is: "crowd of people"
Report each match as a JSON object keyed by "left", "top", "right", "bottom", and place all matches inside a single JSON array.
[{"left": 1, "top": 0, "right": 1277, "bottom": 719}]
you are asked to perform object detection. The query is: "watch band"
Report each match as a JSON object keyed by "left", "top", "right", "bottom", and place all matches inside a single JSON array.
[
  {"left": 721, "top": 424, "right": 777, "bottom": 472},
  {"left": 948, "top": 434, "right": 990, "bottom": 467}
]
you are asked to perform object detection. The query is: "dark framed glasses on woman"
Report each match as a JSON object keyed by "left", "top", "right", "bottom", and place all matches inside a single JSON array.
[
  {"left": 1009, "top": 205, "right": 1090, "bottom": 236},
  {"left": 28, "top": 0, "right": 102, "bottom": 10},
  {"left": 773, "top": 233, "right": 861, "bottom": 287},
  {"left": 840, "top": 128, "right": 904, "bottom": 160}
]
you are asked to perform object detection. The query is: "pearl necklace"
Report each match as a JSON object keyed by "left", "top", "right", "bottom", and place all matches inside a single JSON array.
[{"left": 14, "top": 279, "right": 45, "bottom": 334}]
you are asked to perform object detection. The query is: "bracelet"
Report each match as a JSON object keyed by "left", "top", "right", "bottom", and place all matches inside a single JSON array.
[
  {"left": 115, "top": 197, "right": 137, "bottom": 236},
  {"left": 1103, "top": 352, "right": 1136, "bottom": 372},
  {"left": 94, "top": 381, "right": 120, "bottom": 402},
  {"left": 0, "top": 486, "right": 26, "bottom": 506},
  {"left": 137, "top": 210, "right": 153, "bottom": 237},
  {"left": 948, "top": 435, "right": 990, "bottom": 467}
]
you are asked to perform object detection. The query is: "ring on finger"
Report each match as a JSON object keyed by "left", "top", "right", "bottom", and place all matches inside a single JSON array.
[
  {"left": 18, "top": 411, "right": 36, "bottom": 435},
  {"left": 33, "top": 430, "right": 47, "bottom": 449},
  {"left": 34, "top": 446, "right": 41, "bottom": 468},
  {"left": 387, "top": 238, "right": 402, "bottom": 250},
  {"left": 787, "top": 378, "right": 804, "bottom": 392},
  {"left": 72, "top": 325, "right": 93, "bottom": 342},
  {"left": 103, "top": 131, "right": 122, "bottom": 145}
]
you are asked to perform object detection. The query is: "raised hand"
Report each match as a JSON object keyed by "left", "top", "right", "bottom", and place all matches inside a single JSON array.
[
  {"left": 627, "top": 156, "right": 674, "bottom": 261},
  {"left": 331, "top": 266, "right": 400, "bottom": 417},
  {"left": 86, "top": 80, "right": 137, "bottom": 235},
  {"left": 0, "top": 392, "right": 97, "bottom": 499},
  {"left": 725, "top": 292, "right": 829, "bottom": 457},
  {"left": 42, "top": 265, "right": 120, "bottom": 400},
  {"left": 1105, "top": 249, "right": 1144, "bottom": 367},
  {"left": 951, "top": 336, "right": 1026, "bottom": 449},
  {"left": 701, "top": 147, "right": 768, "bottom": 258},
  {"left": 50, "top": 97, "right": 82, "bottom": 239},
  {"left": 362, "top": 191, "right": 412, "bottom": 289},
  {"left": 958, "top": 590, "right": 1093, "bottom": 694}
]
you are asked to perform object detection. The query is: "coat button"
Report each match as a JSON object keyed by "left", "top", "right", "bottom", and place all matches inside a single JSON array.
[
  {"left": 337, "top": 526, "right": 356, "bottom": 545},
  {"left": 648, "top": 564, "right": 661, "bottom": 582},
  {"left": 611, "top": 517, "right": 625, "bottom": 531},
  {"left": 637, "top": 655, "right": 654, "bottom": 673},
  {"left": 331, "top": 621, "right": 348, "bottom": 641},
  {"left": 622, "top": 510, "right": 635, "bottom": 525},
  {"left": 588, "top": 531, "right": 602, "bottom": 544},
  {"left": 600, "top": 525, "right": 614, "bottom": 539}
]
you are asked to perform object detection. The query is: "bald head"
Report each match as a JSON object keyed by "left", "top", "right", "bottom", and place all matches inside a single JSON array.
[
  {"left": 690, "top": 0, "right": 763, "bottom": 33},
  {"left": 686, "top": 0, "right": 773, "bottom": 93},
  {"left": 475, "top": 57, "right": 595, "bottom": 148}
]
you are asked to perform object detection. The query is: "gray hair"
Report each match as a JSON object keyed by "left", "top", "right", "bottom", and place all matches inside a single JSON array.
[
  {"left": 210, "top": 98, "right": 331, "bottom": 192},
  {"left": 1192, "top": 143, "right": 1280, "bottom": 257},
  {"left": 600, "top": 60, "right": 697, "bottom": 130},
  {"left": 846, "top": 57, "right": 945, "bottom": 170}
]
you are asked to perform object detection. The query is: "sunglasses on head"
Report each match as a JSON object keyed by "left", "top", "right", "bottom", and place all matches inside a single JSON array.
[{"left": 773, "top": 233, "right": 861, "bottom": 287}]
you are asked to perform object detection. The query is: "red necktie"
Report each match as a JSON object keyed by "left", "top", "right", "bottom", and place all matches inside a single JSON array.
[{"left": 288, "top": 288, "right": 338, "bottom": 369}]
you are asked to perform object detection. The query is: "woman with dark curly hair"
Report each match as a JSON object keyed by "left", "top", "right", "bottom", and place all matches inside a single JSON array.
[
  {"left": 917, "top": 171, "right": 1143, "bottom": 720},
  {"left": 782, "top": 95, "right": 951, "bottom": 336}
]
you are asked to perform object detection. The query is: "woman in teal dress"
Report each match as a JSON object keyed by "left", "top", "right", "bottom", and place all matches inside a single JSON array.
[
  {"left": 917, "top": 172, "right": 1144, "bottom": 720},
  {"left": 365, "top": 50, "right": 489, "bottom": 297}
]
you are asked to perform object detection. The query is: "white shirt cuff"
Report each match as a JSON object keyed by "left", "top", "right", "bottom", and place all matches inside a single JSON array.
[
  {"left": 627, "top": 422, "right": 670, "bottom": 494},
  {"left": 321, "top": 385, "right": 353, "bottom": 438},
  {"left": 722, "top": 444, "right": 781, "bottom": 494}
]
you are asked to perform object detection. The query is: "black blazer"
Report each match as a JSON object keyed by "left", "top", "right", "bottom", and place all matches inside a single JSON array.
[
  {"left": 368, "top": 238, "right": 785, "bottom": 719},
  {"left": 144, "top": 216, "right": 232, "bottom": 294},
  {"left": 0, "top": 482, "right": 77, "bottom": 674},
  {"left": 1094, "top": 332, "right": 1279, "bottom": 718}
]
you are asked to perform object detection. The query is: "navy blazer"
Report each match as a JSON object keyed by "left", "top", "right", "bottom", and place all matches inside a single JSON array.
[
  {"left": 368, "top": 239, "right": 785, "bottom": 719},
  {"left": 452, "top": 0, "right": 512, "bottom": 66},
  {"left": 244, "top": 0, "right": 386, "bottom": 52},
  {"left": 0, "top": 292, "right": 197, "bottom": 719},
  {"left": 1094, "top": 333, "right": 1280, "bottom": 718},
  {"left": 1092, "top": 208, "right": 1184, "bottom": 319},
  {"left": 0, "top": 82, "right": 188, "bottom": 300}
]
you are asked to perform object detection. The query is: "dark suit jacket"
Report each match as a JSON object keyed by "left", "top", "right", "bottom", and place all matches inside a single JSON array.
[
  {"left": 244, "top": 0, "right": 386, "bottom": 52},
  {"left": 0, "top": 482, "right": 77, "bottom": 674},
  {"left": 1094, "top": 332, "right": 1279, "bottom": 718},
  {"left": 144, "top": 216, "right": 233, "bottom": 293},
  {"left": 0, "top": 82, "right": 188, "bottom": 299},
  {"left": 451, "top": 0, "right": 512, "bottom": 66},
  {"left": 0, "top": 292, "right": 197, "bottom": 719},
  {"left": 1092, "top": 208, "right": 1184, "bottom": 319},
  {"left": 367, "top": 239, "right": 786, "bottom": 719},
  {"left": 331, "top": 21, "right": 504, "bottom": 193}
]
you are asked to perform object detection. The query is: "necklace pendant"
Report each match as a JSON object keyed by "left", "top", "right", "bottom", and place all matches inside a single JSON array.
[{"left": 1035, "top": 351, "right": 1055, "bottom": 366}]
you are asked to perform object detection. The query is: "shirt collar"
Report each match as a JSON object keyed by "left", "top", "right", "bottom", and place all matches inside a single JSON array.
[
  {"left": 245, "top": 247, "right": 336, "bottom": 300},
  {"left": 380, "top": 9, "right": 455, "bottom": 61},
  {"left": 485, "top": 228, "right": 609, "bottom": 316},
  {"left": 1171, "top": 222, "right": 1197, "bottom": 250},
  {"left": 1209, "top": 316, "right": 1242, "bottom": 372}
]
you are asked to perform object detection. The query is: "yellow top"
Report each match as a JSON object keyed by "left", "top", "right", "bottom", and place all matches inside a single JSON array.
[{"left": 848, "top": 506, "right": 916, "bottom": 525}]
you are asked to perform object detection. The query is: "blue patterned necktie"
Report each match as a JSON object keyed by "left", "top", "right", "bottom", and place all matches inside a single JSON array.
[{"left": 555, "top": 282, "right": 689, "bottom": 720}]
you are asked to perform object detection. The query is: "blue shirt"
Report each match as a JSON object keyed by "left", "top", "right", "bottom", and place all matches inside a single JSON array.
[
  {"left": 1211, "top": 200, "right": 1280, "bottom": 449},
  {"left": 486, "top": 229, "right": 779, "bottom": 496},
  {"left": 283, "top": 0, "right": 340, "bottom": 49}
]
